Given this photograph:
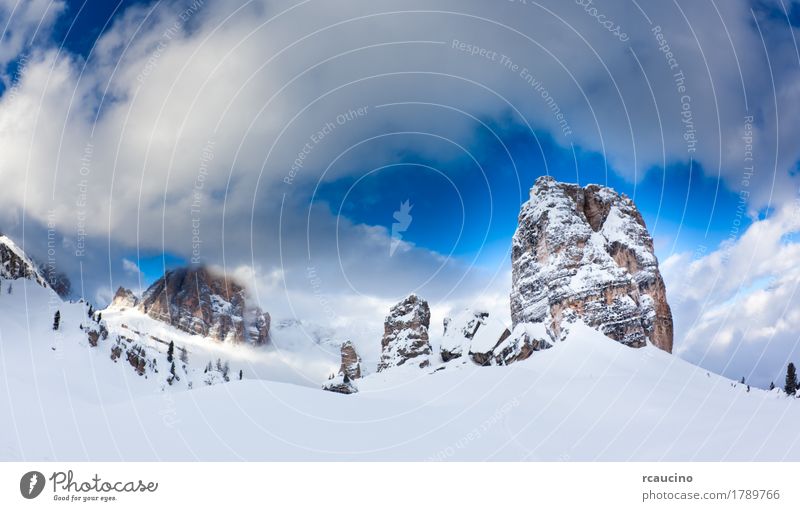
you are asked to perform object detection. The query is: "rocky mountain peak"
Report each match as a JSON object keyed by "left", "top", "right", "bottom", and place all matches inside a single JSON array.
[
  {"left": 138, "top": 266, "right": 270, "bottom": 345},
  {"left": 323, "top": 341, "right": 362, "bottom": 394},
  {"left": 510, "top": 177, "right": 673, "bottom": 352},
  {"left": 109, "top": 287, "right": 138, "bottom": 309},
  {"left": 377, "top": 294, "right": 432, "bottom": 371}
]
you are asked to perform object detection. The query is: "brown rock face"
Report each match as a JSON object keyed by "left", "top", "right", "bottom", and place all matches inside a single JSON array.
[
  {"left": 510, "top": 176, "right": 673, "bottom": 352},
  {"left": 377, "top": 294, "right": 432, "bottom": 371},
  {"left": 138, "top": 266, "right": 270, "bottom": 345},
  {"left": 109, "top": 287, "right": 138, "bottom": 309},
  {"left": 322, "top": 341, "right": 362, "bottom": 394},
  {"left": 338, "top": 341, "right": 362, "bottom": 380}
]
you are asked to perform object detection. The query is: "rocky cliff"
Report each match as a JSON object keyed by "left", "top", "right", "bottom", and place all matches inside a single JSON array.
[
  {"left": 510, "top": 176, "right": 673, "bottom": 352},
  {"left": 109, "top": 287, "right": 139, "bottom": 309},
  {"left": 377, "top": 294, "right": 432, "bottom": 371},
  {"left": 0, "top": 235, "right": 49, "bottom": 288},
  {"left": 137, "top": 266, "right": 270, "bottom": 345},
  {"left": 323, "top": 341, "right": 362, "bottom": 394}
]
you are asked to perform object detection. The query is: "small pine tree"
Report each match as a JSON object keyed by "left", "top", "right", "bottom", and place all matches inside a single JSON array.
[
  {"left": 97, "top": 312, "right": 102, "bottom": 322},
  {"left": 52, "top": 310, "right": 61, "bottom": 330},
  {"left": 786, "top": 363, "right": 798, "bottom": 396},
  {"left": 770, "top": 381, "right": 775, "bottom": 391},
  {"left": 167, "top": 341, "right": 174, "bottom": 363},
  {"left": 740, "top": 376, "right": 746, "bottom": 385},
  {"left": 87, "top": 305, "right": 93, "bottom": 317},
  {"left": 239, "top": 369, "right": 243, "bottom": 380}
]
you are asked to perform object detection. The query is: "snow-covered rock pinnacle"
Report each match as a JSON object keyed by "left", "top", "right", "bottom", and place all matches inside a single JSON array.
[
  {"left": 510, "top": 176, "right": 673, "bottom": 352},
  {"left": 338, "top": 340, "right": 362, "bottom": 380},
  {"left": 138, "top": 266, "right": 271, "bottom": 345},
  {"left": 323, "top": 341, "right": 362, "bottom": 394},
  {"left": 377, "top": 294, "right": 432, "bottom": 371}
]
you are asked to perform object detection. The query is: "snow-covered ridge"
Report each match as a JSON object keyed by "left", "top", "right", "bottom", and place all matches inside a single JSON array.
[
  {"left": 2, "top": 206, "right": 800, "bottom": 460},
  {"left": 0, "top": 234, "right": 49, "bottom": 288}
]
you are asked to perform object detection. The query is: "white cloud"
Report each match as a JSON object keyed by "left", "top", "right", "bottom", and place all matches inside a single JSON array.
[
  {"left": 121, "top": 258, "right": 141, "bottom": 274},
  {"left": 663, "top": 203, "right": 800, "bottom": 387}
]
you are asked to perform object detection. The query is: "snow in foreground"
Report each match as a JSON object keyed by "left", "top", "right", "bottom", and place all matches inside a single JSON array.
[{"left": 2, "top": 279, "right": 799, "bottom": 460}]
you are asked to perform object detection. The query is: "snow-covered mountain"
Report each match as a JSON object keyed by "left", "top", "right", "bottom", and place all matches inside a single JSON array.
[
  {"left": 377, "top": 294, "right": 433, "bottom": 371},
  {"left": 112, "top": 266, "right": 271, "bottom": 345},
  {"left": 5, "top": 315, "right": 800, "bottom": 461},
  {"left": 3, "top": 178, "right": 800, "bottom": 461}
]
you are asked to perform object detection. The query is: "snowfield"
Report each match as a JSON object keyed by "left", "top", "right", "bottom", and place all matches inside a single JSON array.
[{"left": 3, "top": 278, "right": 800, "bottom": 461}]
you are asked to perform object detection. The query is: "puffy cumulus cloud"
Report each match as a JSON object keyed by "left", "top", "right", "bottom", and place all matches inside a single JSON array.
[
  {"left": 2, "top": 0, "right": 800, "bottom": 332},
  {"left": 662, "top": 203, "right": 800, "bottom": 388}
]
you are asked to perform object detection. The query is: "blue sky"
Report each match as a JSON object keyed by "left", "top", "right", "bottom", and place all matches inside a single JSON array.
[{"left": 314, "top": 121, "right": 752, "bottom": 269}]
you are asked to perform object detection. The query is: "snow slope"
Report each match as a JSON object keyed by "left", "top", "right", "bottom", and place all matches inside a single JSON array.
[{"left": 4, "top": 286, "right": 800, "bottom": 461}]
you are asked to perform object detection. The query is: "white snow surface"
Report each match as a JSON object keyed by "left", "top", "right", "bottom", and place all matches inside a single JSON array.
[{"left": 3, "top": 279, "right": 800, "bottom": 461}]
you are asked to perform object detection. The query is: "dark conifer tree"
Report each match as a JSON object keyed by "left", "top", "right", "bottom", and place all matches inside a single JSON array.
[
  {"left": 52, "top": 310, "right": 60, "bottom": 330},
  {"left": 167, "top": 341, "right": 174, "bottom": 363},
  {"left": 785, "top": 363, "right": 798, "bottom": 396}
]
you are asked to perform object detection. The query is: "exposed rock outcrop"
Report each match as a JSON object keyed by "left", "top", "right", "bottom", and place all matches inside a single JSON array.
[
  {"left": 440, "top": 309, "right": 489, "bottom": 362},
  {"left": 510, "top": 176, "right": 673, "bottom": 352},
  {"left": 377, "top": 294, "right": 432, "bottom": 371},
  {"left": 109, "top": 287, "right": 138, "bottom": 309},
  {"left": 322, "top": 374, "right": 358, "bottom": 394},
  {"left": 0, "top": 235, "right": 48, "bottom": 288},
  {"left": 138, "top": 266, "right": 270, "bottom": 345},
  {"left": 322, "top": 340, "right": 363, "bottom": 394},
  {"left": 492, "top": 323, "right": 550, "bottom": 365},
  {"left": 338, "top": 341, "right": 362, "bottom": 380}
]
